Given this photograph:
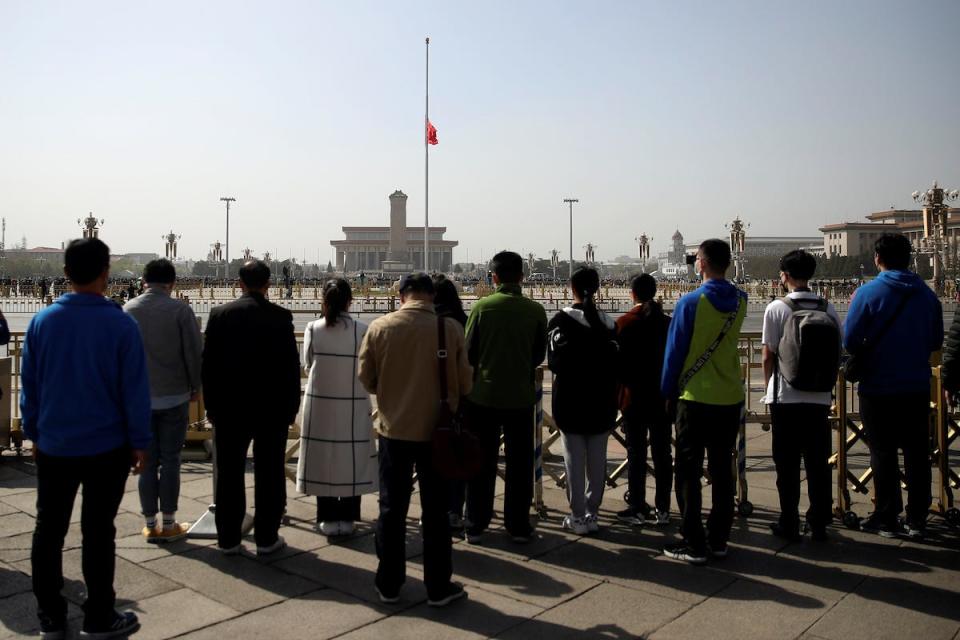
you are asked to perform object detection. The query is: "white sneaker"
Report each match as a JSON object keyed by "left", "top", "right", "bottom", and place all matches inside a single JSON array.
[
  {"left": 338, "top": 521, "right": 355, "bottom": 536},
  {"left": 562, "top": 515, "right": 589, "bottom": 535},
  {"left": 219, "top": 543, "right": 244, "bottom": 556},
  {"left": 256, "top": 535, "right": 287, "bottom": 556},
  {"left": 316, "top": 521, "right": 339, "bottom": 536},
  {"left": 585, "top": 514, "right": 600, "bottom": 533}
]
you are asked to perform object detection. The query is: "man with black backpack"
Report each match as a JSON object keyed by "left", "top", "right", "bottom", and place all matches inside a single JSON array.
[{"left": 762, "top": 250, "right": 841, "bottom": 542}]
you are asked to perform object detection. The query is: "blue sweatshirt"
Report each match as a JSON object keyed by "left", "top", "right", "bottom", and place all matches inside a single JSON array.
[
  {"left": 20, "top": 292, "right": 152, "bottom": 456},
  {"left": 843, "top": 270, "right": 943, "bottom": 395},
  {"left": 661, "top": 278, "right": 747, "bottom": 403}
]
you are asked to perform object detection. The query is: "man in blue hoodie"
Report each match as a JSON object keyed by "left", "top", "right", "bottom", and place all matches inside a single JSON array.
[
  {"left": 844, "top": 233, "right": 943, "bottom": 539},
  {"left": 21, "top": 238, "right": 151, "bottom": 640},
  {"left": 661, "top": 239, "right": 747, "bottom": 565}
]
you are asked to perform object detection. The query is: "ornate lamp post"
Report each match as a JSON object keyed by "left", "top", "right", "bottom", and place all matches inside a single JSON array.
[
  {"left": 163, "top": 231, "right": 181, "bottom": 259},
  {"left": 913, "top": 180, "right": 959, "bottom": 294},
  {"left": 550, "top": 249, "right": 560, "bottom": 283},
  {"left": 725, "top": 217, "right": 749, "bottom": 282},
  {"left": 635, "top": 233, "right": 651, "bottom": 273},
  {"left": 77, "top": 213, "right": 104, "bottom": 239},
  {"left": 584, "top": 243, "right": 596, "bottom": 266}
]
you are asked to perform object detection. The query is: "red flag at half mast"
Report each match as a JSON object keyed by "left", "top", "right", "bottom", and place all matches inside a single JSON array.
[{"left": 426, "top": 120, "right": 438, "bottom": 145}]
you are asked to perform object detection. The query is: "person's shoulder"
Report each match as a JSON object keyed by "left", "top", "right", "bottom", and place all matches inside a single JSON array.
[{"left": 764, "top": 298, "right": 789, "bottom": 316}]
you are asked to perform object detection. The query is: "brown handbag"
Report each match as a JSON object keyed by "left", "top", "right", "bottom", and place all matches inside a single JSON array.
[{"left": 432, "top": 316, "right": 482, "bottom": 480}]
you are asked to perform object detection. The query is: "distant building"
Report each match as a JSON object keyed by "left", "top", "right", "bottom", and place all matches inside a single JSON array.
[
  {"left": 5, "top": 246, "right": 65, "bottom": 266},
  {"left": 820, "top": 208, "right": 960, "bottom": 257},
  {"left": 330, "top": 190, "right": 458, "bottom": 273},
  {"left": 683, "top": 236, "right": 821, "bottom": 258},
  {"left": 120, "top": 253, "right": 159, "bottom": 266}
]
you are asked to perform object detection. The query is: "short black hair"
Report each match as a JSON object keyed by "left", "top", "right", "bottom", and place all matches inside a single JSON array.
[
  {"left": 143, "top": 258, "right": 176, "bottom": 284},
  {"left": 491, "top": 251, "right": 523, "bottom": 284},
  {"left": 779, "top": 250, "right": 817, "bottom": 281},
  {"left": 64, "top": 238, "right": 110, "bottom": 285},
  {"left": 698, "top": 239, "right": 731, "bottom": 272},
  {"left": 875, "top": 233, "right": 912, "bottom": 271},
  {"left": 239, "top": 259, "right": 271, "bottom": 289},
  {"left": 630, "top": 273, "right": 657, "bottom": 302},
  {"left": 399, "top": 272, "right": 435, "bottom": 295}
]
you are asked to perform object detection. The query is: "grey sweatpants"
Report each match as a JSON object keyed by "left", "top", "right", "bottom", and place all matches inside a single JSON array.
[{"left": 561, "top": 431, "right": 609, "bottom": 518}]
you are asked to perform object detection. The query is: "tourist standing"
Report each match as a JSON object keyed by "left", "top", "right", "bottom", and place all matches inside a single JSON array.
[
  {"left": 124, "top": 258, "right": 203, "bottom": 543},
  {"left": 22, "top": 238, "right": 149, "bottom": 638},
  {"left": 661, "top": 239, "right": 747, "bottom": 565},
  {"left": 844, "top": 233, "right": 943, "bottom": 538},
  {"left": 358, "top": 273, "right": 472, "bottom": 606},
  {"left": 201, "top": 260, "right": 301, "bottom": 556},
  {"left": 463, "top": 251, "right": 548, "bottom": 544},
  {"left": 615, "top": 273, "right": 672, "bottom": 527},
  {"left": 297, "top": 278, "right": 377, "bottom": 537},
  {"left": 761, "top": 250, "right": 841, "bottom": 542},
  {"left": 547, "top": 267, "right": 619, "bottom": 534}
]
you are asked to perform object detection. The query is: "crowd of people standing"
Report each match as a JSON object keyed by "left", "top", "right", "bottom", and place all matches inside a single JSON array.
[{"left": 17, "top": 231, "right": 950, "bottom": 638}]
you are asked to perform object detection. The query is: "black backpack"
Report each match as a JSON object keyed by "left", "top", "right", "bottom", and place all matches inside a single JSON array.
[{"left": 776, "top": 297, "right": 841, "bottom": 393}]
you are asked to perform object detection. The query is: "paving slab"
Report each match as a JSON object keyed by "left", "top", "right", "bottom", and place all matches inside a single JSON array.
[
  {"left": 649, "top": 578, "right": 830, "bottom": 640},
  {"left": 0, "top": 465, "right": 36, "bottom": 497},
  {"left": 144, "top": 546, "right": 321, "bottom": 612},
  {"left": 500, "top": 582, "right": 690, "bottom": 639},
  {"left": 0, "top": 512, "right": 36, "bottom": 537},
  {"left": 0, "top": 561, "right": 31, "bottom": 598},
  {"left": 0, "top": 590, "right": 82, "bottom": 639},
  {"left": 0, "top": 498, "right": 22, "bottom": 517},
  {"left": 178, "top": 588, "right": 388, "bottom": 640},
  {"left": 126, "top": 587, "right": 239, "bottom": 640},
  {"left": 113, "top": 531, "right": 216, "bottom": 563}
]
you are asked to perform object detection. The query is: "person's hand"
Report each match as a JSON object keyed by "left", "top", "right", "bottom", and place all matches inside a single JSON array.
[{"left": 130, "top": 449, "right": 148, "bottom": 475}]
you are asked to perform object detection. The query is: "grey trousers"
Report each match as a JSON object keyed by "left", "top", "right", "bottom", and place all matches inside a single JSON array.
[{"left": 561, "top": 431, "right": 609, "bottom": 518}]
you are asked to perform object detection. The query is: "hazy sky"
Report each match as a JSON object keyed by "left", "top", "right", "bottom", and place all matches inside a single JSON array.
[{"left": 2, "top": 0, "right": 958, "bottom": 264}]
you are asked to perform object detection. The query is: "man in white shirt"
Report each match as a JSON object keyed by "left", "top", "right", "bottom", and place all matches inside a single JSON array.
[{"left": 762, "top": 250, "right": 841, "bottom": 542}]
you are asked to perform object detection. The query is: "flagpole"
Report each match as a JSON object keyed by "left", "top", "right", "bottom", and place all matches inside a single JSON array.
[{"left": 424, "top": 36, "right": 430, "bottom": 273}]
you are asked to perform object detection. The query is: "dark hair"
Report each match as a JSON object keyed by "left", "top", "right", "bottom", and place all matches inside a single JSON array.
[
  {"left": 143, "top": 258, "right": 176, "bottom": 285},
  {"left": 698, "top": 239, "right": 732, "bottom": 272},
  {"left": 779, "top": 250, "right": 816, "bottom": 281},
  {"left": 238, "top": 259, "right": 271, "bottom": 289},
  {"left": 491, "top": 251, "right": 523, "bottom": 284},
  {"left": 433, "top": 274, "right": 464, "bottom": 313},
  {"left": 64, "top": 238, "right": 110, "bottom": 285},
  {"left": 322, "top": 278, "right": 353, "bottom": 326},
  {"left": 630, "top": 273, "right": 657, "bottom": 302},
  {"left": 571, "top": 267, "right": 603, "bottom": 329},
  {"left": 875, "top": 233, "right": 912, "bottom": 271},
  {"left": 399, "top": 272, "right": 435, "bottom": 295}
]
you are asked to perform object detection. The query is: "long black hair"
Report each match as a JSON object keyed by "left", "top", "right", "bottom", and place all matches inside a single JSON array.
[
  {"left": 570, "top": 267, "right": 603, "bottom": 329},
  {"left": 322, "top": 278, "right": 353, "bottom": 326},
  {"left": 433, "top": 274, "right": 467, "bottom": 326}
]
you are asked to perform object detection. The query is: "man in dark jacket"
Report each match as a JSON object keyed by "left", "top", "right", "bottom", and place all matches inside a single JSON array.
[
  {"left": 615, "top": 274, "right": 672, "bottom": 526},
  {"left": 843, "top": 233, "right": 943, "bottom": 538},
  {"left": 202, "top": 260, "right": 302, "bottom": 555}
]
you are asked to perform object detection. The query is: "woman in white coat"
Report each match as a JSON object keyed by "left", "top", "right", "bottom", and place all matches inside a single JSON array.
[{"left": 297, "top": 278, "right": 378, "bottom": 536}]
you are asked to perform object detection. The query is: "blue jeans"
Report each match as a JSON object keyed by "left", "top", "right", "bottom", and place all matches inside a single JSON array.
[{"left": 138, "top": 402, "right": 190, "bottom": 516}]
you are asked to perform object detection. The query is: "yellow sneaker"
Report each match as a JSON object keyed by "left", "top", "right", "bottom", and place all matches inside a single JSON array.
[
  {"left": 142, "top": 526, "right": 160, "bottom": 542},
  {"left": 150, "top": 522, "right": 189, "bottom": 544}
]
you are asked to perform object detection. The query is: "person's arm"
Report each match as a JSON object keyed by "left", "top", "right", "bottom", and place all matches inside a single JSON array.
[
  {"left": 531, "top": 306, "right": 548, "bottom": 369},
  {"left": 660, "top": 295, "right": 696, "bottom": 400},
  {"left": 282, "top": 312, "right": 302, "bottom": 425},
  {"left": 180, "top": 306, "right": 203, "bottom": 398},
  {"left": 119, "top": 319, "right": 152, "bottom": 471},
  {"left": 941, "top": 307, "right": 960, "bottom": 391},
  {"left": 843, "top": 288, "right": 868, "bottom": 352},
  {"left": 464, "top": 305, "right": 481, "bottom": 368},
  {"left": 546, "top": 314, "right": 569, "bottom": 375},
  {"left": 200, "top": 311, "right": 222, "bottom": 421},
  {"left": 357, "top": 325, "right": 378, "bottom": 394},
  {"left": 930, "top": 295, "right": 945, "bottom": 353},
  {"left": 302, "top": 321, "right": 314, "bottom": 374},
  {"left": 450, "top": 320, "right": 474, "bottom": 397},
  {"left": 19, "top": 322, "right": 38, "bottom": 445},
  {"left": 760, "top": 302, "right": 782, "bottom": 388},
  {"left": 0, "top": 311, "right": 9, "bottom": 346}
]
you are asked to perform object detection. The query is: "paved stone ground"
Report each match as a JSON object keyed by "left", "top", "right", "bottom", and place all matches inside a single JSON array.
[{"left": 2, "top": 425, "right": 959, "bottom": 640}]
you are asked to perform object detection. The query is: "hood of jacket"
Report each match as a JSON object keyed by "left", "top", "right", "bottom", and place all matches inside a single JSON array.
[
  {"left": 696, "top": 278, "right": 744, "bottom": 313},
  {"left": 561, "top": 305, "right": 616, "bottom": 330},
  {"left": 873, "top": 269, "right": 927, "bottom": 292}
]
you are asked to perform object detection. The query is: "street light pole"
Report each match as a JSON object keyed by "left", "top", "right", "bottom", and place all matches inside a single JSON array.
[
  {"left": 220, "top": 197, "right": 236, "bottom": 277},
  {"left": 563, "top": 198, "right": 578, "bottom": 280}
]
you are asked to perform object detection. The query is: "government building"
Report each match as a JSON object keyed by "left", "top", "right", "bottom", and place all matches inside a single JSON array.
[
  {"left": 821, "top": 207, "right": 960, "bottom": 257},
  {"left": 330, "top": 190, "right": 458, "bottom": 273}
]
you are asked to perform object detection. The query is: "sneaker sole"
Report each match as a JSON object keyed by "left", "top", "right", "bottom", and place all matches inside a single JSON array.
[
  {"left": 79, "top": 621, "right": 141, "bottom": 639},
  {"left": 616, "top": 515, "right": 644, "bottom": 526},
  {"left": 663, "top": 550, "right": 707, "bottom": 565},
  {"left": 375, "top": 588, "right": 400, "bottom": 604},
  {"left": 149, "top": 532, "right": 187, "bottom": 544},
  {"left": 427, "top": 590, "right": 467, "bottom": 607},
  {"left": 40, "top": 630, "right": 65, "bottom": 640}
]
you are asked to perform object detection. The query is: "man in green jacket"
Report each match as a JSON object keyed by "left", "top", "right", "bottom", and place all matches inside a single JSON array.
[{"left": 462, "top": 251, "right": 547, "bottom": 543}]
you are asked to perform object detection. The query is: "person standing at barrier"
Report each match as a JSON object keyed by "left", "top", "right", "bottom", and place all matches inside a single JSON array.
[
  {"left": 201, "top": 259, "right": 301, "bottom": 556},
  {"left": 761, "top": 250, "right": 841, "bottom": 543},
  {"left": 124, "top": 258, "right": 202, "bottom": 544},
  {"left": 844, "top": 233, "right": 943, "bottom": 539},
  {"left": 297, "top": 278, "right": 377, "bottom": 537},
  {"left": 22, "top": 238, "right": 149, "bottom": 639},
  {"left": 661, "top": 239, "right": 747, "bottom": 565},
  {"left": 462, "top": 251, "right": 548, "bottom": 544},
  {"left": 615, "top": 273, "right": 672, "bottom": 527},
  {"left": 357, "top": 273, "right": 472, "bottom": 607},
  {"left": 547, "top": 267, "right": 619, "bottom": 535}
]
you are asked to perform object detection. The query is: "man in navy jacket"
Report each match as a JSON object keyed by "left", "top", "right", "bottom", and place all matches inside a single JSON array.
[
  {"left": 22, "top": 238, "right": 151, "bottom": 639},
  {"left": 843, "top": 233, "right": 943, "bottom": 538}
]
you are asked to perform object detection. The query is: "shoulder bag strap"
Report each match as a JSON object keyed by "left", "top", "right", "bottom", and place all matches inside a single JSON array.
[
  {"left": 677, "top": 297, "right": 742, "bottom": 394},
  {"left": 856, "top": 288, "right": 914, "bottom": 354},
  {"left": 437, "top": 315, "right": 450, "bottom": 405}
]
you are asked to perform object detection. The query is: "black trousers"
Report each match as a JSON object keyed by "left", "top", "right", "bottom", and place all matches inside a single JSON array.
[
  {"left": 770, "top": 403, "right": 833, "bottom": 531},
  {"left": 316, "top": 496, "right": 361, "bottom": 522},
  {"left": 375, "top": 436, "right": 452, "bottom": 600},
  {"left": 214, "top": 421, "right": 287, "bottom": 548},
  {"left": 464, "top": 402, "right": 535, "bottom": 536},
  {"left": 32, "top": 446, "right": 129, "bottom": 626},
  {"left": 860, "top": 392, "right": 932, "bottom": 526},
  {"left": 674, "top": 400, "right": 741, "bottom": 553},
  {"left": 622, "top": 406, "right": 673, "bottom": 513}
]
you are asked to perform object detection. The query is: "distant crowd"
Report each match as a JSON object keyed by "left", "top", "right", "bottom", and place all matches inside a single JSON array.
[{"left": 17, "top": 231, "right": 958, "bottom": 638}]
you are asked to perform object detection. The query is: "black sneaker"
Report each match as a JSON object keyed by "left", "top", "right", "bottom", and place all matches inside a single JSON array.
[
  {"left": 707, "top": 542, "right": 728, "bottom": 559},
  {"left": 860, "top": 517, "right": 901, "bottom": 539},
  {"left": 616, "top": 507, "right": 644, "bottom": 526},
  {"left": 810, "top": 527, "right": 829, "bottom": 542},
  {"left": 427, "top": 582, "right": 468, "bottom": 607},
  {"left": 769, "top": 522, "right": 802, "bottom": 543},
  {"left": 662, "top": 543, "right": 707, "bottom": 565},
  {"left": 38, "top": 613, "right": 66, "bottom": 640},
  {"left": 80, "top": 611, "right": 140, "bottom": 639},
  {"left": 905, "top": 521, "right": 926, "bottom": 540}
]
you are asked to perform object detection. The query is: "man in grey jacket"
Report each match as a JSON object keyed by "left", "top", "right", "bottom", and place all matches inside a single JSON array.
[{"left": 124, "top": 258, "right": 203, "bottom": 543}]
